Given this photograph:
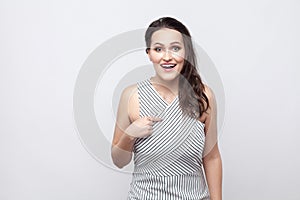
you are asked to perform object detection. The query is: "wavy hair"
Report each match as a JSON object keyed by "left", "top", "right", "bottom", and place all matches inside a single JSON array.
[{"left": 145, "top": 17, "right": 209, "bottom": 118}]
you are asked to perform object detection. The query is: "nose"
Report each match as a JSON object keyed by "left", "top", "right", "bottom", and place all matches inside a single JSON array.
[{"left": 162, "top": 49, "right": 172, "bottom": 62}]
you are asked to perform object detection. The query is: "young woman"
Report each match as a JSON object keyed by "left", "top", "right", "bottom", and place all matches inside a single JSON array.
[{"left": 111, "top": 17, "right": 222, "bottom": 200}]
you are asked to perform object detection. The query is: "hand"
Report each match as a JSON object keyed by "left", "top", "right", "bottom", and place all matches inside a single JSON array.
[{"left": 124, "top": 116, "right": 162, "bottom": 138}]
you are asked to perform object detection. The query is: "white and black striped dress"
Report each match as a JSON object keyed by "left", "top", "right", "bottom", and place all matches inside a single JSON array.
[{"left": 127, "top": 79, "right": 210, "bottom": 200}]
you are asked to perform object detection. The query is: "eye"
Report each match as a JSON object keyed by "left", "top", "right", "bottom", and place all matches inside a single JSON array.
[
  {"left": 154, "top": 47, "right": 163, "bottom": 52},
  {"left": 171, "top": 46, "right": 181, "bottom": 52}
]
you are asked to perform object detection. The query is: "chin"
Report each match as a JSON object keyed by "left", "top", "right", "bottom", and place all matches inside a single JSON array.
[{"left": 157, "top": 73, "right": 180, "bottom": 82}]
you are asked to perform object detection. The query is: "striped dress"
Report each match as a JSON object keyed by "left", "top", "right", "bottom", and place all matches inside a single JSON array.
[{"left": 127, "top": 79, "right": 210, "bottom": 200}]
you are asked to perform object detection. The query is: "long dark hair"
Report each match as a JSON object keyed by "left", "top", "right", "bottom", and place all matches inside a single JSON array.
[{"left": 145, "top": 17, "right": 209, "bottom": 118}]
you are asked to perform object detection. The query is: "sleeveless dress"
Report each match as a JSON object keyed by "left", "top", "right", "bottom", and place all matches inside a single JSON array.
[{"left": 127, "top": 79, "right": 210, "bottom": 200}]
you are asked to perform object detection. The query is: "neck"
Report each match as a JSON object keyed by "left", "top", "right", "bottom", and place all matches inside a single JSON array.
[{"left": 150, "top": 76, "right": 179, "bottom": 96}]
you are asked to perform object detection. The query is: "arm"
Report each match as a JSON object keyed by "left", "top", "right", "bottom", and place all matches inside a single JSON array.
[
  {"left": 203, "top": 144, "right": 222, "bottom": 200},
  {"left": 111, "top": 85, "right": 137, "bottom": 168},
  {"left": 111, "top": 85, "right": 160, "bottom": 168},
  {"left": 202, "top": 86, "right": 223, "bottom": 200}
]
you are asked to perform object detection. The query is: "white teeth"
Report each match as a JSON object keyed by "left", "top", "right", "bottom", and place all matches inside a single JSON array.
[{"left": 161, "top": 64, "right": 176, "bottom": 68}]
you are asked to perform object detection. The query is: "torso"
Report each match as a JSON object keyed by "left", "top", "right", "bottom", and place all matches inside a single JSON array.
[
  {"left": 127, "top": 79, "right": 210, "bottom": 199},
  {"left": 127, "top": 84, "right": 208, "bottom": 126}
]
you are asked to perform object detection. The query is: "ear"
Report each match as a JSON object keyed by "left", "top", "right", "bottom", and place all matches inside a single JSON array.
[{"left": 146, "top": 48, "right": 152, "bottom": 61}]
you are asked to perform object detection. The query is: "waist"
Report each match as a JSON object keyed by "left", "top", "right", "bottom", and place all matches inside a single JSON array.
[
  {"left": 132, "top": 168, "right": 204, "bottom": 178},
  {"left": 128, "top": 169, "right": 210, "bottom": 200}
]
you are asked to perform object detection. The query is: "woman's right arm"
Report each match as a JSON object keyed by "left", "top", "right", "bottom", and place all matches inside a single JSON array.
[
  {"left": 111, "top": 85, "right": 137, "bottom": 168},
  {"left": 111, "top": 85, "right": 162, "bottom": 168}
]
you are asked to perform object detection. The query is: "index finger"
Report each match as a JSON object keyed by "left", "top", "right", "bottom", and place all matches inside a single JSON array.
[{"left": 149, "top": 116, "right": 163, "bottom": 122}]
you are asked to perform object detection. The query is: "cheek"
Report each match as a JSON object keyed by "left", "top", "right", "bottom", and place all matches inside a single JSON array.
[
  {"left": 149, "top": 51, "right": 185, "bottom": 63},
  {"left": 174, "top": 56, "right": 185, "bottom": 63},
  {"left": 173, "top": 52, "right": 185, "bottom": 63},
  {"left": 149, "top": 53, "right": 162, "bottom": 63},
  {"left": 172, "top": 49, "right": 185, "bottom": 62}
]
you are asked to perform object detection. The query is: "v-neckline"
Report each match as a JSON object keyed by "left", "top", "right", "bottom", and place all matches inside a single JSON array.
[{"left": 147, "top": 78, "right": 179, "bottom": 106}]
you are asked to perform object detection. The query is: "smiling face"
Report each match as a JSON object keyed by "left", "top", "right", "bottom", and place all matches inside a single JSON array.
[{"left": 147, "top": 28, "right": 185, "bottom": 82}]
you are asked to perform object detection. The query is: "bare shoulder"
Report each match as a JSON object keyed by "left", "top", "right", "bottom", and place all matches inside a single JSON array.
[
  {"left": 199, "top": 84, "right": 215, "bottom": 124},
  {"left": 119, "top": 83, "right": 139, "bottom": 123},
  {"left": 120, "top": 83, "right": 138, "bottom": 100},
  {"left": 203, "top": 84, "right": 215, "bottom": 101}
]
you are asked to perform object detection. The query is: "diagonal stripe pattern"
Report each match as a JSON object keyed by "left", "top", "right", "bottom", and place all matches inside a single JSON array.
[{"left": 127, "top": 79, "right": 210, "bottom": 200}]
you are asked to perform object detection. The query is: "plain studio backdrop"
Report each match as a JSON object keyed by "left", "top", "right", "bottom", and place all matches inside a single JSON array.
[{"left": 1, "top": 0, "right": 299, "bottom": 199}]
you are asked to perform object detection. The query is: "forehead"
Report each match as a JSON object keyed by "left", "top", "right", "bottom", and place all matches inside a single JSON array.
[{"left": 151, "top": 28, "right": 183, "bottom": 45}]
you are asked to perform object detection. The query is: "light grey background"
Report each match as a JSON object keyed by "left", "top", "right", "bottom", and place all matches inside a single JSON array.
[{"left": 1, "top": 0, "right": 299, "bottom": 199}]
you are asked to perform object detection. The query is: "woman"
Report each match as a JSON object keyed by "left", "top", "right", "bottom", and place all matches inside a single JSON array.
[{"left": 111, "top": 17, "right": 222, "bottom": 200}]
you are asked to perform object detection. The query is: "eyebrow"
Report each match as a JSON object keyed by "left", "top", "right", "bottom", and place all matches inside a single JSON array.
[{"left": 152, "top": 41, "right": 183, "bottom": 46}]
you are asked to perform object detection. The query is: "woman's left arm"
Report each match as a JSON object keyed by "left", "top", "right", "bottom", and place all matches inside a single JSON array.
[
  {"left": 202, "top": 85, "right": 223, "bottom": 200},
  {"left": 203, "top": 144, "right": 222, "bottom": 200}
]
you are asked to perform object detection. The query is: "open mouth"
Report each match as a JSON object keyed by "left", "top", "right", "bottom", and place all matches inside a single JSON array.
[{"left": 160, "top": 64, "right": 177, "bottom": 69}]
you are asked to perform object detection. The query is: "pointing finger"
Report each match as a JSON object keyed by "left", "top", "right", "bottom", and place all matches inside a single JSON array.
[{"left": 149, "top": 116, "right": 163, "bottom": 122}]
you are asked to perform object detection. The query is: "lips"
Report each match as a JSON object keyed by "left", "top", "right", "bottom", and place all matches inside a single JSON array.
[{"left": 160, "top": 63, "right": 177, "bottom": 69}]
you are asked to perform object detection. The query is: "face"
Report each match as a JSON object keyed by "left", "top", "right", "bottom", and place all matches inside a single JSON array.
[{"left": 147, "top": 28, "right": 185, "bottom": 82}]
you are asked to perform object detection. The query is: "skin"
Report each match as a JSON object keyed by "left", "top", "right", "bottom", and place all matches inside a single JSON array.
[
  {"left": 111, "top": 28, "right": 222, "bottom": 200},
  {"left": 148, "top": 28, "right": 185, "bottom": 95}
]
